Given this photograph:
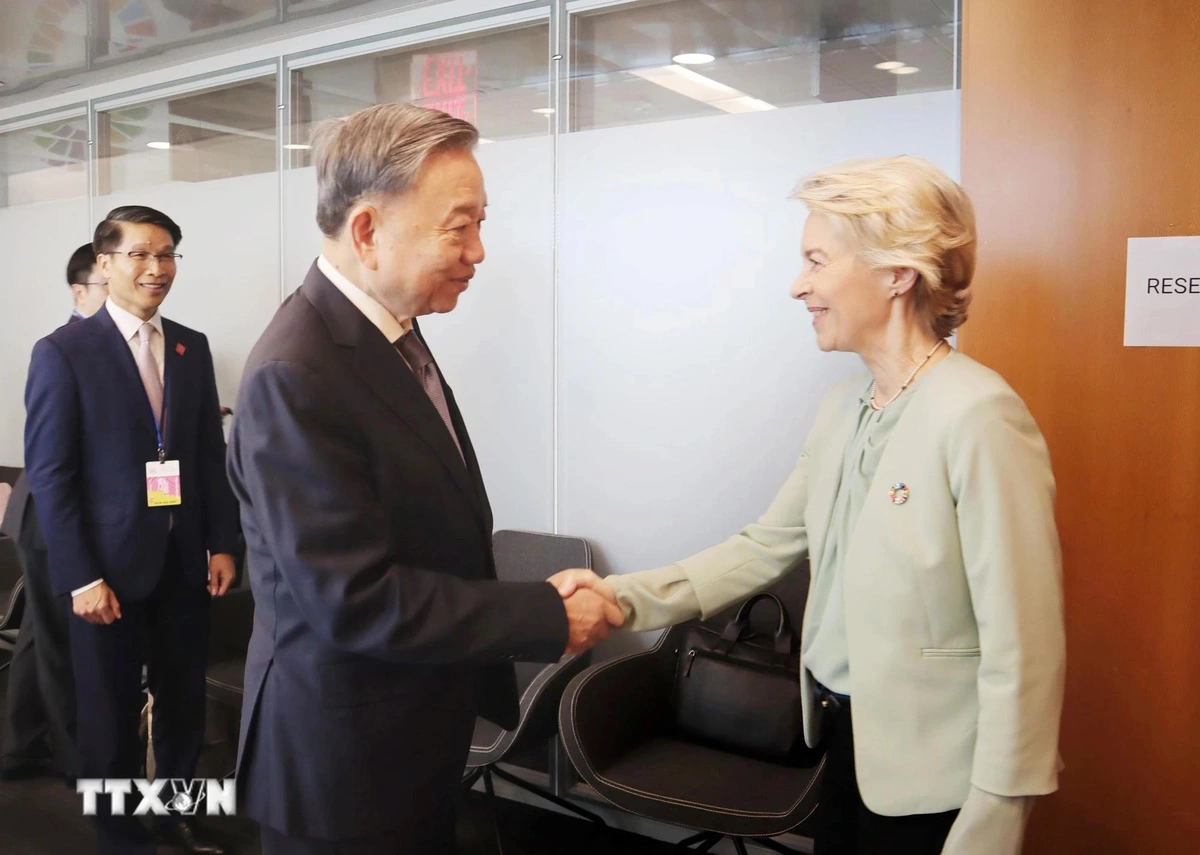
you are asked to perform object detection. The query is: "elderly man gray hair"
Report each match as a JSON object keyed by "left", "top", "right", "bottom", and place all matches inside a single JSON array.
[{"left": 226, "top": 102, "right": 624, "bottom": 855}]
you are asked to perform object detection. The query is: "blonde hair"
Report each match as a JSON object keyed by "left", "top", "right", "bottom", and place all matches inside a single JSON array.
[
  {"left": 312, "top": 103, "right": 479, "bottom": 237},
  {"left": 792, "top": 155, "right": 976, "bottom": 339}
]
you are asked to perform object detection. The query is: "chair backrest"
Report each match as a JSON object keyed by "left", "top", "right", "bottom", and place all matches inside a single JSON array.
[
  {"left": 491, "top": 529, "right": 592, "bottom": 585},
  {"left": 0, "top": 536, "right": 23, "bottom": 594},
  {"left": 492, "top": 530, "right": 592, "bottom": 691}
]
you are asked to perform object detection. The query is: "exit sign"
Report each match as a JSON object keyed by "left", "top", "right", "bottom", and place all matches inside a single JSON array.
[{"left": 411, "top": 50, "right": 478, "bottom": 124}]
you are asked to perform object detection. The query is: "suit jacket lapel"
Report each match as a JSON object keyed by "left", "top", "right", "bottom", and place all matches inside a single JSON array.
[
  {"left": 162, "top": 321, "right": 184, "bottom": 452},
  {"left": 303, "top": 265, "right": 486, "bottom": 527},
  {"left": 90, "top": 305, "right": 158, "bottom": 443},
  {"left": 431, "top": 346, "right": 493, "bottom": 531}
]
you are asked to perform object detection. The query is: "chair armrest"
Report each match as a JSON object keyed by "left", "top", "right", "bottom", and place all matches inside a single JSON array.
[
  {"left": 559, "top": 623, "right": 691, "bottom": 777},
  {"left": 207, "top": 588, "right": 254, "bottom": 665},
  {"left": 0, "top": 576, "right": 24, "bottom": 633}
]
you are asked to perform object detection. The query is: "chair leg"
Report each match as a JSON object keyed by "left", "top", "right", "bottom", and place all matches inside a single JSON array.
[
  {"left": 675, "top": 830, "right": 722, "bottom": 852},
  {"left": 733, "top": 839, "right": 750, "bottom": 855},
  {"left": 750, "top": 837, "right": 807, "bottom": 855},
  {"left": 482, "top": 768, "right": 505, "bottom": 855},
  {"left": 488, "top": 763, "right": 607, "bottom": 827},
  {"left": 462, "top": 766, "right": 485, "bottom": 790}
]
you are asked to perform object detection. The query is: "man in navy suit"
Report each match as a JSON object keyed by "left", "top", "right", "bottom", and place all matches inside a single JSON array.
[
  {"left": 227, "top": 104, "right": 622, "bottom": 855},
  {"left": 23, "top": 207, "right": 239, "bottom": 855},
  {"left": 1, "top": 242, "right": 105, "bottom": 781}
]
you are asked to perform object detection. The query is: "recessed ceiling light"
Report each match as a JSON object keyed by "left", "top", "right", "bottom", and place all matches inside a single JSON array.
[
  {"left": 673, "top": 53, "right": 714, "bottom": 65},
  {"left": 890, "top": 65, "right": 920, "bottom": 75},
  {"left": 874, "top": 61, "right": 905, "bottom": 71},
  {"left": 146, "top": 141, "right": 171, "bottom": 150},
  {"left": 532, "top": 107, "right": 555, "bottom": 115},
  {"left": 478, "top": 138, "right": 495, "bottom": 145},
  {"left": 282, "top": 144, "right": 311, "bottom": 150}
]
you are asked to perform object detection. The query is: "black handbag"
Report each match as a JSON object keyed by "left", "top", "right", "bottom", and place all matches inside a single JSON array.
[{"left": 671, "top": 592, "right": 804, "bottom": 761}]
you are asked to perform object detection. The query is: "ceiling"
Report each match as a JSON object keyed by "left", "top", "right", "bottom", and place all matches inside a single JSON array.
[{"left": 0, "top": 0, "right": 400, "bottom": 98}]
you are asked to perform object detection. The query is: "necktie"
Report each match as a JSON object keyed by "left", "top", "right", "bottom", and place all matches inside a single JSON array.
[
  {"left": 396, "top": 331, "right": 464, "bottom": 462},
  {"left": 136, "top": 323, "right": 164, "bottom": 434}
]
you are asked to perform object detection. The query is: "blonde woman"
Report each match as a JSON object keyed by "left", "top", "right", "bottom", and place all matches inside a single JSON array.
[{"left": 554, "top": 157, "right": 1065, "bottom": 855}]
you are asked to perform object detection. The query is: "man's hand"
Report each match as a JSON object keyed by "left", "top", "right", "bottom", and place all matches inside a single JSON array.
[
  {"left": 208, "top": 553, "right": 236, "bottom": 596},
  {"left": 549, "top": 568, "right": 616, "bottom": 602},
  {"left": 562, "top": 588, "right": 625, "bottom": 655},
  {"left": 73, "top": 582, "right": 122, "bottom": 625}
]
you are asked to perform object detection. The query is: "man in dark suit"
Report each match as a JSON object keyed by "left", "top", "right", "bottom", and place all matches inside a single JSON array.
[
  {"left": 1, "top": 242, "right": 107, "bottom": 781},
  {"left": 227, "top": 104, "right": 623, "bottom": 855},
  {"left": 24, "top": 208, "right": 239, "bottom": 855}
]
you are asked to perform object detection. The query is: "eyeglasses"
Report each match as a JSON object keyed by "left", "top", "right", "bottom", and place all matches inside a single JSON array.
[{"left": 106, "top": 251, "right": 182, "bottom": 265}]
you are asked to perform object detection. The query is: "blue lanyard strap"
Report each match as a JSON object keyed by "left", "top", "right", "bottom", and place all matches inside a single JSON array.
[{"left": 154, "top": 377, "right": 167, "bottom": 462}]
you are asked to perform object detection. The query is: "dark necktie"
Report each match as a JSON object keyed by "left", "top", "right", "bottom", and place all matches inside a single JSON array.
[{"left": 396, "top": 331, "right": 464, "bottom": 462}]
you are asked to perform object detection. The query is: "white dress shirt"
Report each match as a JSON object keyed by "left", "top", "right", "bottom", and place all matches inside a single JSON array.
[
  {"left": 317, "top": 255, "right": 412, "bottom": 343},
  {"left": 105, "top": 296, "right": 165, "bottom": 383},
  {"left": 70, "top": 298, "right": 166, "bottom": 599}
]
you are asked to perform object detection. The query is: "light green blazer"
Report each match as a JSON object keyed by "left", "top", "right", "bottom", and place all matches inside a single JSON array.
[{"left": 607, "top": 351, "right": 1065, "bottom": 817}]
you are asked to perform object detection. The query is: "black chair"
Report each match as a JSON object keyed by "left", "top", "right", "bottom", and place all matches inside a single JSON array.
[
  {"left": 0, "top": 536, "right": 25, "bottom": 672},
  {"left": 463, "top": 529, "right": 607, "bottom": 827},
  {"left": 0, "top": 469, "right": 28, "bottom": 670},
  {"left": 559, "top": 568, "right": 824, "bottom": 854},
  {"left": 205, "top": 587, "right": 255, "bottom": 707},
  {"left": 201, "top": 586, "right": 255, "bottom": 776}
]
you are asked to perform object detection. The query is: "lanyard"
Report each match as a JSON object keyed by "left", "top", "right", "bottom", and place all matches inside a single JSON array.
[{"left": 153, "top": 377, "right": 168, "bottom": 463}]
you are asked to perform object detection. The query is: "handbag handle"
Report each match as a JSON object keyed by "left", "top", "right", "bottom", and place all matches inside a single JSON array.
[{"left": 717, "top": 592, "right": 795, "bottom": 655}]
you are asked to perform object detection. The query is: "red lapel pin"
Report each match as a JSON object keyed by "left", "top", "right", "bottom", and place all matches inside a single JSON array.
[{"left": 175, "top": 343, "right": 186, "bottom": 356}]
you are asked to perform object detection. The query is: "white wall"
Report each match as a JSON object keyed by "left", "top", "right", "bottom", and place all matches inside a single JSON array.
[
  {"left": 0, "top": 197, "right": 91, "bottom": 464},
  {"left": 557, "top": 90, "right": 961, "bottom": 573},
  {"left": 418, "top": 135, "right": 556, "bottom": 533}
]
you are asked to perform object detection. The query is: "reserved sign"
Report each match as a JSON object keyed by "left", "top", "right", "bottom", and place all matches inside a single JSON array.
[{"left": 1125, "top": 236, "right": 1200, "bottom": 346}]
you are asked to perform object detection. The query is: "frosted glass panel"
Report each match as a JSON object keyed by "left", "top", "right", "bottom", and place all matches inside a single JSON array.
[
  {"left": 289, "top": 21, "right": 551, "bottom": 160},
  {"left": 419, "top": 136, "right": 554, "bottom": 532},
  {"left": 282, "top": 164, "right": 321, "bottom": 295},
  {"left": 570, "top": 0, "right": 957, "bottom": 132},
  {"left": 97, "top": 77, "right": 277, "bottom": 195},
  {"left": 558, "top": 90, "right": 961, "bottom": 574},
  {"left": 95, "top": 169, "right": 281, "bottom": 411},
  {"left": 0, "top": 116, "right": 89, "bottom": 208},
  {"left": 0, "top": 197, "right": 91, "bottom": 464}
]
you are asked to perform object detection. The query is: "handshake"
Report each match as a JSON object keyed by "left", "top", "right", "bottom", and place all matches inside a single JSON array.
[{"left": 548, "top": 569, "right": 625, "bottom": 655}]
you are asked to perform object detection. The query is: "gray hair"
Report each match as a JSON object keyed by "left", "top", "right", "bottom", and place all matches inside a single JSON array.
[{"left": 312, "top": 103, "right": 479, "bottom": 237}]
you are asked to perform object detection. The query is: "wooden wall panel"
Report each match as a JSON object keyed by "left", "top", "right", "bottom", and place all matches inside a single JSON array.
[{"left": 960, "top": 1, "right": 1200, "bottom": 853}]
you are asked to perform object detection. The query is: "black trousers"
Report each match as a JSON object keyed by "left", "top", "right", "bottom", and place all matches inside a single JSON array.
[
  {"left": 812, "top": 694, "right": 959, "bottom": 855},
  {"left": 1, "top": 540, "right": 78, "bottom": 777},
  {"left": 68, "top": 537, "right": 211, "bottom": 855}
]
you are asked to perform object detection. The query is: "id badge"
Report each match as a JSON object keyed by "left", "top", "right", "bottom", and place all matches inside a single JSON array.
[{"left": 146, "top": 460, "right": 182, "bottom": 507}]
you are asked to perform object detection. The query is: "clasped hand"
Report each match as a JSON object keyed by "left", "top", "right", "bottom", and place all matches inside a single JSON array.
[{"left": 548, "top": 569, "right": 624, "bottom": 655}]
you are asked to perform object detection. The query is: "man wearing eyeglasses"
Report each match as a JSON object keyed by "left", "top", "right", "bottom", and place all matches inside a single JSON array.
[
  {"left": 23, "top": 206, "right": 239, "bottom": 855},
  {"left": 1, "top": 242, "right": 105, "bottom": 783}
]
